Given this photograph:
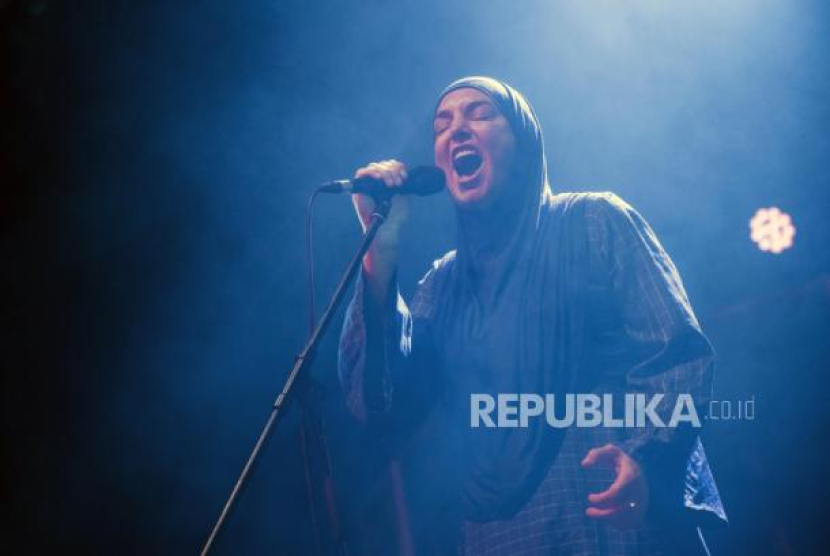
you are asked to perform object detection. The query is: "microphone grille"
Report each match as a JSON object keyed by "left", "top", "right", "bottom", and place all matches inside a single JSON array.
[{"left": 408, "top": 166, "right": 446, "bottom": 196}]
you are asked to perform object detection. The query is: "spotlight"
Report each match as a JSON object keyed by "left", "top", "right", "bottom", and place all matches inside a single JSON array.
[{"left": 749, "top": 207, "right": 795, "bottom": 254}]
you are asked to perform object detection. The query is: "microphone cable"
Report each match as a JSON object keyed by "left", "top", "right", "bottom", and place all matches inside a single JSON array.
[{"left": 305, "top": 186, "right": 325, "bottom": 336}]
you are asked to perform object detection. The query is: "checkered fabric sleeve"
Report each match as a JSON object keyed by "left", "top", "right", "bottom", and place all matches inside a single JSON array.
[
  {"left": 338, "top": 261, "right": 444, "bottom": 430},
  {"left": 585, "top": 192, "right": 725, "bottom": 523}
]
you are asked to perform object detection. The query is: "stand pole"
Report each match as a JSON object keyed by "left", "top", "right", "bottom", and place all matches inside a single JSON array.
[{"left": 200, "top": 199, "right": 392, "bottom": 556}]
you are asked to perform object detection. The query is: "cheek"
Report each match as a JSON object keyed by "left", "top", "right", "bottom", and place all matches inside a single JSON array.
[
  {"left": 496, "top": 141, "right": 516, "bottom": 174},
  {"left": 434, "top": 140, "right": 450, "bottom": 168},
  {"left": 486, "top": 134, "right": 515, "bottom": 176}
]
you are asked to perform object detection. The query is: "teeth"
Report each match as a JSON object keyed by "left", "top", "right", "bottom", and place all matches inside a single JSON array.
[{"left": 453, "top": 148, "right": 478, "bottom": 161}]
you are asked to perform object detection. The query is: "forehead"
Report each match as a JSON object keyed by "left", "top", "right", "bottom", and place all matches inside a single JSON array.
[{"left": 435, "top": 88, "right": 496, "bottom": 114}]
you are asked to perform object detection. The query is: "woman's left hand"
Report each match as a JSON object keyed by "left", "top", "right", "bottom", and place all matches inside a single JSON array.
[{"left": 581, "top": 443, "right": 649, "bottom": 528}]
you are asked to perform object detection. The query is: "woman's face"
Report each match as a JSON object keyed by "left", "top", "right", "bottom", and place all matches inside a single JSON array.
[{"left": 434, "top": 88, "right": 516, "bottom": 211}]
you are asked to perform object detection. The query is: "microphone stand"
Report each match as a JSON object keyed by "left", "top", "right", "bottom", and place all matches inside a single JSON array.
[{"left": 200, "top": 197, "right": 393, "bottom": 555}]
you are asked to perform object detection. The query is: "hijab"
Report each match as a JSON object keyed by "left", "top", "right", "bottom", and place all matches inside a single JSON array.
[{"left": 431, "top": 77, "right": 593, "bottom": 520}]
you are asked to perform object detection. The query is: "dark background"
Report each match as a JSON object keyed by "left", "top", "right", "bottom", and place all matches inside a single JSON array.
[{"left": 2, "top": 0, "right": 829, "bottom": 554}]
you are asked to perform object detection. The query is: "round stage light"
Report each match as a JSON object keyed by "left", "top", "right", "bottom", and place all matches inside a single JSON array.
[{"left": 750, "top": 207, "right": 795, "bottom": 254}]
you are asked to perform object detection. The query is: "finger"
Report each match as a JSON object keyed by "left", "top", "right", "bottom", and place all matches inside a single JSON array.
[
  {"left": 587, "top": 468, "right": 632, "bottom": 507},
  {"left": 586, "top": 507, "right": 635, "bottom": 530},
  {"left": 379, "top": 161, "right": 405, "bottom": 187},
  {"left": 581, "top": 444, "right": 621, "bottom": 468},
  {"left": 355, "top": 165, "right": 384, "bottom": 181},
  {"left": 589, "top": 502, "right": 645, "bottom": 529},
  {"left": 368, "top": 162, "right": 397, "bottom": 187},
  {"left": 373, "top": 160, "right": 403, "bottom": 186},
  {"left": 585, "top": 506, "right": 621, "bottom": 520},
  {"left": 382, "top": 169, "right": 401, "bottom": 187},
  {"left": 355, "top": 161, "right": 407, "bottom": 188},
  {"left": 387, "top": 160, "right": 407, "bottom": 185}
]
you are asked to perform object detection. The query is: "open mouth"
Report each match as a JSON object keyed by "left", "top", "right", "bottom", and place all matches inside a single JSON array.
[{"left": 452, "top": 146, "right": 483, "bottom": 180}]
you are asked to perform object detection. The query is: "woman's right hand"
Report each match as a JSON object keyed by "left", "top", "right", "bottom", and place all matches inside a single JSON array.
[
  {"left": 352, "top": 159, "right": 410, "bottom": 243},
  {"left": 352, "top": 159, "right": 409, "bottom": 301}
]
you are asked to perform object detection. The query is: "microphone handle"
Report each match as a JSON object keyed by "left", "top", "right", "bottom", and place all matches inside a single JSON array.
[
  {"left": 317, "top": 166, "right": 444, "bottom": 197},
  {"left": 318, "top": 176, "right": 396, "bottom": 198}
]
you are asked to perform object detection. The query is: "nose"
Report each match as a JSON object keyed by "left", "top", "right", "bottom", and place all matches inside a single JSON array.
[{"left": 449, "top": 118, "right": 472, "bottom": 142}]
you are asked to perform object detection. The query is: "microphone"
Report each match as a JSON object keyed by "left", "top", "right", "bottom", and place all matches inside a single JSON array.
[{"left": 318, "top": 165, "right": 445, "bottom": 198}]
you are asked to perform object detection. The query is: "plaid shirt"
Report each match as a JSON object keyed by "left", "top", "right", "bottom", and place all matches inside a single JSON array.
[{"left": 339, "top": 192, "right": 726, "bottom": 555}]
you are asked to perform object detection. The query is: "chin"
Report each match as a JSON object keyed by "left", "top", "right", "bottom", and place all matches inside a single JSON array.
[
  {"left": 445, "top": 161, "right": 499, "bottom": 211},
  {"left": 449, "top": 182, "right": 495, "bottom": 211}
]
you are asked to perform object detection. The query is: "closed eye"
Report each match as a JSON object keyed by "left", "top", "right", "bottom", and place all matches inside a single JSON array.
[
  {"left": 433, "top": 100, "right": 498, "bottom": 136},
  {"left": 469, "top": 104, "right": 497, "bottom": 120}
]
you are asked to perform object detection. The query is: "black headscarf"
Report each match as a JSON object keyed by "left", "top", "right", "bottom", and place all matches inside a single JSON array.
[
  {"left": 438, "top": 77, "right": 554, "bottom": 308},
  {"left": 431, "top": 77, "right": 593, "bottom": 520}
]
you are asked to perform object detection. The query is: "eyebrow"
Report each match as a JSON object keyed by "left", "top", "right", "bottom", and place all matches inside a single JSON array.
[{"left": 434, "top": 99, "right": 496, "bottom": 121}]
